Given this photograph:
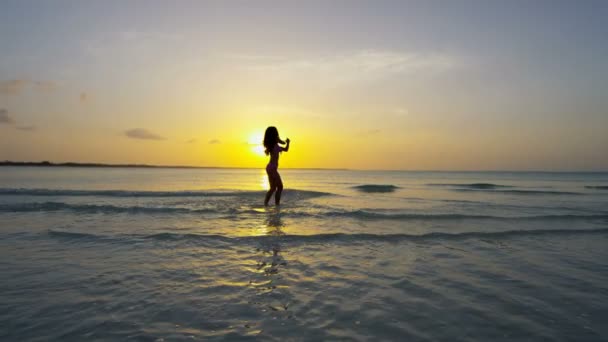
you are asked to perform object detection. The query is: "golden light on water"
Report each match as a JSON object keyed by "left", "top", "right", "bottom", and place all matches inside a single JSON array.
[{"left": 260, "top": 172, "right": 269, "bottom": 190}]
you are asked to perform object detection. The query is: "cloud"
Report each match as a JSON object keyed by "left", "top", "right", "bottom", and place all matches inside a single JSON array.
[
  {"left": 234, "top": 50, "right": 457, "bottom": 86},
  {"left": 15, "top": 125, "right": 35, "bottom": 131},
  {"left": 208, "top": 139, "right": 221, "bottom": 144},
  {"left": 248, "top": 105, "right": 320, "bottom": 120},
  {"left": 392, "top": 108, "right": 409, "bottom": 117},
  {"left": 0, "top": 80, "right": 28, "bottom": 95},
  {"left": 0, "top": 109, "right": 14, "bottom": 124},
  {"left": 186, "top": 138, "right": 197, "bottom": 144},
  {"left": 356, "top": 129, "right": 381, "bottom": 137},
  {"left": 0, "top": 79, "right": 60, "bottom": 95},
  {"left": 118, "top": 30, "right": 183, "bottom": 43},
  {"left": 79, "top": 92, "right": 88, "bottom": 102},
  {"left": 0, "top": 108, "right": 36, "bottom": 130},
  {"left": 82, "top": 30, "right": 184, "bottom": 58},
  {"left": 33, "top": 81, "right": 58, "bottom": 92},
  {"left": 125, "top": 128, "right": 165, "bottom": 140}
]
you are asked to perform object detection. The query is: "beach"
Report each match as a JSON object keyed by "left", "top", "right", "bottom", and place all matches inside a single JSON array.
[{"left": 1, "top": 167, "right": 608, "bottom": 340}]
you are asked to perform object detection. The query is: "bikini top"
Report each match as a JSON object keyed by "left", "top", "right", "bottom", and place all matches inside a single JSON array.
[{"left": 267, "top": 144, "right": 285, "bottom": 167}]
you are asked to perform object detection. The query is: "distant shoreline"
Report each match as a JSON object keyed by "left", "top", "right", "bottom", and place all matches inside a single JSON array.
[
  {"left": 0, "top": 161, "right": 349, "bottom": 171},
  {"left": 0, "top": 161, "right": 605, "bottom": 173}
]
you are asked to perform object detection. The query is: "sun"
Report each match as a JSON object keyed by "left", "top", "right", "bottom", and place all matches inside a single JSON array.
[{"left": 248, "top": 132, "right": 266, "bottom": 157}]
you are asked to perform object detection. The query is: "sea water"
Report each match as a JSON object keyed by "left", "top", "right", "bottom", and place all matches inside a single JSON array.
[{"left": 1, "top": 167, "right": 607, "bottom": 341}]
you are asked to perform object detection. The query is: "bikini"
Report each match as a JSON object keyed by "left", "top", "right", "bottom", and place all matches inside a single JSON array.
[{"left": 266, "top": 144, "right": 283, "bottom": 173}]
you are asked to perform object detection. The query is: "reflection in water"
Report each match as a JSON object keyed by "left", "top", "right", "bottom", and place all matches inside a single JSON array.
[
  {"left": 265, "top": 208, "right": 285, "bottom": 235},
  {"left": 260, "top": 171, "right": 269, "bottom": 190},
  {"left": 248, "top": 208, "right": 293, "bottom": 320},
  {"left": 255, "top": 208, "right": 286, "bottom": 277},
  {"left": 261, "top": 209, "right": 285, "bottom": 275}
]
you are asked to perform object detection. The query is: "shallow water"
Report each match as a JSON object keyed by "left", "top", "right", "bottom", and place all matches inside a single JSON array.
[{"left": 1, "top": 167, "right": 608, "bottom": 341}]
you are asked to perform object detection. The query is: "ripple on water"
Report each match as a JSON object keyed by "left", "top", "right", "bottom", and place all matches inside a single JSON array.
[{"left": 1, "top": 227, "right": 608, "bottom": 340}]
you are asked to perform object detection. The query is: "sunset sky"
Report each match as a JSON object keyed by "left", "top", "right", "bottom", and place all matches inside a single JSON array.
[{"left": 1, "top": 1, "right": 607, "bottom": 170}]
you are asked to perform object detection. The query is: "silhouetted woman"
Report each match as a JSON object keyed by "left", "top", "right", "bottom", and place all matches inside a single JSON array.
[{"left": 263, "top": 126, "right": 290, "bottom": 206}]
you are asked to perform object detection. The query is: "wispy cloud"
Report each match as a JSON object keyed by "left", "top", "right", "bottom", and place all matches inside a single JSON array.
[
  {"left": 118, "top": 30, "right": 183, "bottom": 43},
  {"left": 125, "top": 128, "right": 165, "bottom": 140},
  {"left": 33, "top": 81, "right": 58, "bottom": 92},
  {"left": 208, "top": 139, "right": 221, "bottom": 144},
  {"left": 356, "top": 129, "right": 382, "bottom": 137},
  {"left": 248, "top": 105, "right": 320, "bottom": 120},
  {"left": 1, "top": 108, "right": 36, "bottom": 131},
  {"left": 233, "top": 50, "right": 457, "bottom": 86},
  {"left": 82, "top": 30, "right": 184, "bottom": 58},
  {"left": 0, "top": 80, "right": 28, "bottom": 95},
  {"left": 391, "top": 108, "right": 409, "bottom": 117},
  {"left": 0, "top": 108, "right": 14, "bottom": 124},
  {"left": 0, "top": 79, "right": 59, "bottom": 95},
  {"left": 15, "top": 125, "right": 36, "bottom": 131},
  {"left": 186, "top": 138, "right": 197, "bottom": 144}
]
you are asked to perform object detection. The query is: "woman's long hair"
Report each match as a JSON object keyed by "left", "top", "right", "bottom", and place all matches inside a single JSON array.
[{"left": 263, "top": 126, "right": 279, "bottom": 155}]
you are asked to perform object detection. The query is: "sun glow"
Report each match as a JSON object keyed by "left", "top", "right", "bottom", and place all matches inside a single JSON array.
[{"left": 248, "top": 132, "right": 266, "bottom": 157}]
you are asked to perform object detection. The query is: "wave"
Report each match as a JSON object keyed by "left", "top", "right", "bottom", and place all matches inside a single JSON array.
[
  {"left": 10, "top": 202, "right": 608, "bottom": 222},
  {"left": 0, "top": 202, "right": 218, "bottom": 214},
  {"left": 0, "top": 188, "right": 332, "bottom": 199},
  {"left": 425, "top": 183, "right": 582, "bottom": 195},
  {"left": 586, "top": 186, "right": 608, "bottom": 190},
  {"left": 312, "top": 210, "right": 608, "bottom": 221},
  {"left": 48, "top": 230, "right": 116, "bottom": 240},
  {"left": 455, "top": 189, "right": 581, "bottom": 195},
  {"left": 47, "top": 228, "right": 608, "bottom": 245},
  {"left": 141, "top": 229, "right": 608, "bottom": 242},
  {"left": 427, "top": 183, "right": 513, "bottom": 189},
  {"left": 353, "top": 184, "right": 400, "bottom": 193}
]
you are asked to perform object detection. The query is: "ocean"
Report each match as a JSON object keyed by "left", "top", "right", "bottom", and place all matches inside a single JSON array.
[{"left": 1, "top": 167, "right": 607, "bottom": 341}]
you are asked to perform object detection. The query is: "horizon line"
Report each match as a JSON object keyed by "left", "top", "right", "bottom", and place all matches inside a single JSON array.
[{"left": 1, "top": 160, "right": 606, "bottom": 173}]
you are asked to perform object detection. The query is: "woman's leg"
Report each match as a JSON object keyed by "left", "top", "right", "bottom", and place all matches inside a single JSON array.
[
  {"left": 274, "top": 173, "right": 284, "bottom": 205},
  {"left": 264, "top": 170, "right": 278, "bottom": 206}
]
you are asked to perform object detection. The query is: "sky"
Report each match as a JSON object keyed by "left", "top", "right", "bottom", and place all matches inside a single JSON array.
[{"left": 1, "top": 0, "right": 607, "bottom": 170}]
